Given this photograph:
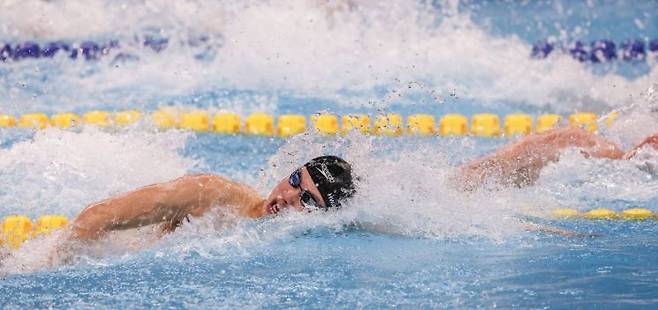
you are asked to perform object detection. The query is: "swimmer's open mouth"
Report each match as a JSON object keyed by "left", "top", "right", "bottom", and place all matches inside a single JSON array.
[{"left": 266, "top": 202, "right": 281, "bottom": 215}]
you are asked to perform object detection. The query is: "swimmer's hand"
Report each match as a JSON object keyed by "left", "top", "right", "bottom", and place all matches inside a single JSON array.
[{"left": 623, "top": 134, "right": 658, "bottom": 160}]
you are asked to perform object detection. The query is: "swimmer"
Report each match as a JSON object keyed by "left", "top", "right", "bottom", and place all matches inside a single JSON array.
[
  {"left": 62, "top": 155, "right": 356, "bottom": 244},
  {"left": 53, "top": 127, "right": 657, "bottom": 249},
  {"left": 455, "top": 126, "right": 658, "bottom": 191}
]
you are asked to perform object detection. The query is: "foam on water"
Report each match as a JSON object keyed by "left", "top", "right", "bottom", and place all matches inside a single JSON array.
[
  {"left": 604, "top": 83, "right": 658, "bottom": 148},
  {"left": 517, "top": 148, "right": 658, "bottom": 209},
  {"left": 0, "top": 126, "right": 195, "bottom": 217},
  {"left": 1, "top": 0, "right": 657, "bottom": 113}
]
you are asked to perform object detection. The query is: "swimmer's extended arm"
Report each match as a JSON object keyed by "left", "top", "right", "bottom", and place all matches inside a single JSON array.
[
  {"left": 455, "top": 127, "right": 625, "bottom": 190},
  {"left": 68, "top": 174, "right": 263, "bottom": 241}
]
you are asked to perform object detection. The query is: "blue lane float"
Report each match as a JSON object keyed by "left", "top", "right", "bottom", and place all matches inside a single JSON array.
[
  {"left": 143, "top": 36, "right": 169, "bottom": 52},
  {"left": 532, "top": 39, "right": 658, "bottom": 62},
  {"left": 530, "top": 40, "right": 554, "bottom": 58},
  {"left": 13, "top": 41, "right": 41, "bottom": 60},
  {"left": 566, "top": 41, "right": 588, "bottom": 62},
  {"left": 41, "top": 41, "right": 70, "bottom": 58},
  {"left": 0, "top": 41, "right": 119, "bottom": 61},
  {"left": 621, "top": 39, "right": 646, "bottom": 61},
  {"left": 0, "top": 37, "right": 190, "bottom": 63},
  {"left": 590, "top": 40, "right": 617, "bottom": 62}
]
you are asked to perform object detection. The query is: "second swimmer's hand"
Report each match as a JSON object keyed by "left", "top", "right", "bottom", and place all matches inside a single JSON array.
[{"left": 623, "top": 134, "right": 658, "bottom": 160}]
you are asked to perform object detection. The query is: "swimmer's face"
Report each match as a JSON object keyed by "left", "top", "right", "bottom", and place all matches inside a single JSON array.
[{"left": 264, "top": 167, "right": 326, "bottom": 215}]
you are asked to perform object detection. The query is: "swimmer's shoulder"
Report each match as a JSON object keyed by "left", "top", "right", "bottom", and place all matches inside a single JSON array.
[
  {"left": 175, "top": 173, "right": 226, "bottom": 183},
  {"left": 175, "top": 173, "right": 262, "bottom": 208},
  {"left": 177, "top": 173, "right": 254, "bottom": 192}
]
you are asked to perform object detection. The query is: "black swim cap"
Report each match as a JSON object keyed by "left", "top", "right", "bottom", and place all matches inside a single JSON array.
[{"left": 304, "top": 155, "right": 355, "bottom": 209}]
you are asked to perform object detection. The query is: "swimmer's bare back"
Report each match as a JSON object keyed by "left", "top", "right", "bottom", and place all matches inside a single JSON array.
[{"left": 62, "top": 174, "right": 266, "bottom": 244}]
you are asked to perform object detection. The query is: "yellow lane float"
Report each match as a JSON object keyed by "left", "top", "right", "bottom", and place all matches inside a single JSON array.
[
  {"left": 0, "top": 114, "right": 17, "bottom": 127},
  {"left": 278, "top": 114, "right": 306, "bottom": 137},
  {"left": 312, "top": 114, "right": 339, "bottom": 135},
  {"left": 152, "top": 110, "right": 178, "bottom": 129},
  {"left": 620, "top": 208, "right": 654, "bottom": 220},
  {"left": 2, "top": 215, "right": 69, "bottom": 250},
  {"left": 407, "top": 114, "right": 436, "bottom": 136},
  {"left": 33, "top": 215, "right": 69, "bottom": 238},
  {"left": 552, "top": 208, "right": 581, "bottom": 218},
  {"left": 245, "top": 113, "right": 274, "bottom": 136},
  {"left": 213, "top": 113, "right": 241, "bottom": 134},
  {"left": 1, "top": 215, "right": 33, "bottom": 249},
  {"left": 439, "top": 114, "right": 468, "bottom": 136},
  {"left": 19, "top": 113, "right": 49, "bottom": 129},
  {"left": 179, "top": 111, "right": 210, "bottom": 132},
  {"left": 551, "top": 208, "right": 656, "bottom": 221},
  {"left": 372, "top": 114, "right": 403, "bottom": 136},
  {"left": 569, "top": 112, "right": 598, "bottom": 132},
  {"left": 504, "top": 114, "right": 532, "bottom": 136},
  {"left": 584, "top": 208, "right": 618, "bottom": 219},
  {"left": 471, "top": 113, "right": 500, "bottom": 137},
  {"left": 83, "top": 111, "right": 110, "bottom": 127},
  {"left": 114, "top": 110, "right": 141, "bottom": 126},
  {"left": 51, "top": 112, "right": 81, "bottom": 129},
  {"left": 536, "top": 114, "right": 563, "bottom": 133},
  {"left": 341, "top": 114, "right": 369, "bottom": 135}
]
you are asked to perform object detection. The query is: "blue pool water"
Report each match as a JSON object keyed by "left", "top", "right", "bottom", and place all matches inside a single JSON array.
[{"left": 1, "top": 0, "right": 658, "bottom": 308}]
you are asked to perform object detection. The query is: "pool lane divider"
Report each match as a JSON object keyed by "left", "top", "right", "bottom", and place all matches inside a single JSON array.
[
  {"left": 532, "top": 39, "right": 658, "bottom": 62},
  {"left": 0, "top": 111, "right": 617, "bottom": 137},
  {"left": 1, "top": 208, "right": 655, "bottom": 250},
  {"left": 551, "top": 208, "right": 657, "bottom": 221},
  {"left": 2, "top": 38, "right": 657, "bottom": 63}
]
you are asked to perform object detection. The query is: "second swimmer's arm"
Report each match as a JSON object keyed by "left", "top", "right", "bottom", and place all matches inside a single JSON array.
[
  {"left": 69, "top": 174, "right": 262, "bottom": 241},
  {"left": 455, "top": 127, "right": 625, "bottom": 190}
]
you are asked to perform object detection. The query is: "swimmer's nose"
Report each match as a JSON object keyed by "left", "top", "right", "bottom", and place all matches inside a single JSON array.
[
  {"left": 275, "top": 195, "right": 291, "bottom": 208},
  {"left": 280, "top": 188, "right": 300, "bottom": 206}
]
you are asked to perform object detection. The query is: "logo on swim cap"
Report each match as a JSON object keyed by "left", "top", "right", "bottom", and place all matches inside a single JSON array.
[
  {"left": 304, "top": 155, "right": 355, "bottom": 209},
  {"left": 316, "top": 163, "right": 336, "bottom": 183}
]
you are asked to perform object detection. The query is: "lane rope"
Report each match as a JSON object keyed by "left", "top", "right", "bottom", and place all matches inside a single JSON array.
[
  {"left": 532, "top": 39, "right": 658, "bottom": 62},
  {"left": 1, "top": 38, "right": 657, "bottom": 63},
  {"left": 0, "top": 111, "right": 615, "bottom": 137},
  {"left": 1, "top": 209, "right": 656, "bottom": 250}
]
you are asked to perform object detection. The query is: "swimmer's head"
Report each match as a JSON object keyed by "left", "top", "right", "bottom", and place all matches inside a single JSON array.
[
  {"left": 264, "top": 156, "right": 356, "bottom": 215},
  {"left": 303, "top": 156, "right": 356, "bottom": 209}
]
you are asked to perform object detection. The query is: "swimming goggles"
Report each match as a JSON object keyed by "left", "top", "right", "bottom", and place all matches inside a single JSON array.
[{"left": 288, "top": 169, "right": 325, "bottom": 211}]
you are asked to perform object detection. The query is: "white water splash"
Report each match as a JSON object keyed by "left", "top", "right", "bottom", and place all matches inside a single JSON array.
[
  {"left": 0, "top": 126, "right": 195, "bottom": 217},
  {"left": 0, "top": 0, "right": 656, "bottom": 113}
]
